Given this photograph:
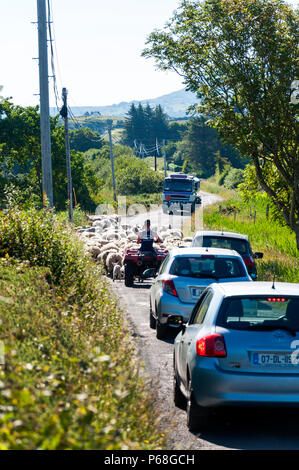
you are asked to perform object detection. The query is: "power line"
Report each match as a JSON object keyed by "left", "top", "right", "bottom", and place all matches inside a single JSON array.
[{"left": 47, "top": 0, "right": 60, "bottom": 112}]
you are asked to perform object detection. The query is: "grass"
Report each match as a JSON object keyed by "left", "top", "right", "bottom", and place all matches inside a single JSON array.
[
  {"left": 184, "top": 179, "right": 299, "bottom": 283},
  {"left": 0, "top": 207, "right": 166, "bottom": 449}
]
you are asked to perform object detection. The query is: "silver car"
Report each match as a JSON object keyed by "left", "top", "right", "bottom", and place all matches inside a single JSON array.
[
  {"left": 191, "top": 230, "right": 264, "bottom": 280},
  {"left": 149, "top": 247, "right": 251, "bottom": 339},
  {"left": 171, "top": 282, "right": 299, "bottom": 431}
]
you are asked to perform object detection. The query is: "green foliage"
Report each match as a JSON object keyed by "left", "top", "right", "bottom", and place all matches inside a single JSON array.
[
  {"left": 0, "top": 99, "right": 102, "bottom": 212},
  {"left": 143, "top": 0, "right": 299, "bottom": 247},
  {"left": 0, "top": 206, "right": 89, "bottom": 293},
  {"left": 122, "top": 103, "right": 169, "bottom": 153},
  {"left": 69, "top": 127, "right": 104, "bottom": 152},
  {"left": 0, "top": 209, "right": 165, "bottom": 449},
  {"left": 170, "top": 117, "right": 242, "bottom": 178},
  {"left": 203, "top": 195, "right": 299, "bottom": 283},
  {"left": 86, "top": 145, "right": 164, "bottom": 197},
  {"left": 115, "top": 155, "right": 164, "bottom": 195},
  {"left": 223, "top": 168, "right": 244, "bottom": 189}
]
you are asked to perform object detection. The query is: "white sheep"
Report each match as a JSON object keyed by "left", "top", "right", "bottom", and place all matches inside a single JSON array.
[
  {"left": 112, "top": 264, "right": 124, "bottom": 281},
  {"left": 106, "top": 252, "right": 123, "bottom": 274}
]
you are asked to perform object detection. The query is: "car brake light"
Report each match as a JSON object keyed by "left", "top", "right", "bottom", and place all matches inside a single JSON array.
[
  {"left": 162, "top": 279, "right": 178, "bottom": 297},
  {"left": 243, "top": 256, "right": 255, "bottom": 267},
  {"left": 165, "top": 196, "right": 172, "bottom": 201},
  {"left": 196, "top": 334, "right": 227, "bottom": 357}
]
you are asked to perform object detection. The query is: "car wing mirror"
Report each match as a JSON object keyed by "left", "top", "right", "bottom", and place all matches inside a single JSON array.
[
  {"left": 167, "top": 315, "right": 185, "bottom": 332},
  {"left": 254, "top": 252, "right": 264, "bottom": 259},
  {"left": 143, "top": 268, "right": 156, "bottom": 278}
]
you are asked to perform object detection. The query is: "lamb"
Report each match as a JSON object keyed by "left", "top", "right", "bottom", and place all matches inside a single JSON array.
[
  {"left": 112, "top": 264, "right": 125, "bottom": 281},
  {"left": 106, "top": 252, "right": 123, "bottom": 275}
]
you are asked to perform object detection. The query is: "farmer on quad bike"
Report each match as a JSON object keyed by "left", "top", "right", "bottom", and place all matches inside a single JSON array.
[
  {"left": 137, "top": 219, "right": 163, "bottom": 253},
  {"left": 124, "top": 220, "right": 166, "bottom": 287}
]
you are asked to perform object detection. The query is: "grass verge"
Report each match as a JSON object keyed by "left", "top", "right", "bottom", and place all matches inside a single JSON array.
[
  {"left": 200, "top": 187, "right": 299, "bottom": 283},
  {"left": 0, "top": 207, "right": 165, "bottom": 449}
]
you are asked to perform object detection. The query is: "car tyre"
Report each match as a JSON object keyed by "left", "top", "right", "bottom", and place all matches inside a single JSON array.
[
  {"left": 149, "top": 301, "right": 156, "bottom": 329},
  {"left": 124, "top": 263, "right": 134, "bottom": 287},
  {"left": 173, "top": 371, "right": 187, "bottom": 410},
  {"left": 186, "top": 377, "right": 209, "bottom": 432},
  {"left": 156, "top": 319, "right": 168, "bottom": 339}
]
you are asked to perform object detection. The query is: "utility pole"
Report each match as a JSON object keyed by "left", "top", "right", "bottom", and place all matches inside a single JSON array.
[
  {"left": 163, "top": 139, "right": 167, "bottom": 177},
  {"left": 37, "top": 0, "right": 53, "bottom": 207},
  {"left": 155, "top": 138, "right": 159, "bottom": 171},
  {"left": 108, "top": 125, "right": 117, "bottom": 203},
  {"left": 60, "top": 88, "right": 73, "bottom": 222}
]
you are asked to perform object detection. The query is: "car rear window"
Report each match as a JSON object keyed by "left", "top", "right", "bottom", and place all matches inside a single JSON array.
[
  {"left": 193, "top": 236, "right": 249, "bottom": 255},
  {"left": 169, "top": 256, "right": 247, "bottom": 279},
  {"left": 217, "top": 297, "right": 299, "bottom": 331}
]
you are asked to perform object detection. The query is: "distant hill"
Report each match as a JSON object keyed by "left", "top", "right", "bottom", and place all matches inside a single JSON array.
[{"left": 51, "top": 89, "right": 198, "bottom": 118}]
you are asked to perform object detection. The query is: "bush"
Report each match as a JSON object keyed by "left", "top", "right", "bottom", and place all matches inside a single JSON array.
[
  {"left": 223, "top": 168, "right": 244, "bottom": 189},
  {"left": 0, "top": 205, "right": 89, "bottom": 296},
  {"left": 0, "top": 208, "right": 165, "bottom": 449},
  {"left": 0, "top": 259, "right": 164, "bottom": 449}
]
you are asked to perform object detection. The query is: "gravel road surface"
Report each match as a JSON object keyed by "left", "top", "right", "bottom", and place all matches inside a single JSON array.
[{"left": 109, "top": 191, "right": 299, "bottom": 450}]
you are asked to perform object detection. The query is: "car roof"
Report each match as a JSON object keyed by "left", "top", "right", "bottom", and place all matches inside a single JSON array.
[
  {"left": 193, "top": 230, "right": 249, "bottom": 241},
  {"left": 170, "top": 247, "right": 243, "bottom": 258},
  {"left": 210, "top": 281, "right": 299, "bottom": 297}
]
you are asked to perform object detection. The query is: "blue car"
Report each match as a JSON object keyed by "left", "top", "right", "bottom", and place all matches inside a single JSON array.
[{"left": 171, "top": 281, "right": 299, "bottom": 431}]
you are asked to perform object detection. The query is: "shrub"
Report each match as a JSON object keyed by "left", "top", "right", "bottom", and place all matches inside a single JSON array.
[
  {"left": 0, "top": 206, "right": 89, "bottom": 297},
  {"left": 223, "top": 168, "right": 244, "bottom": 189}
]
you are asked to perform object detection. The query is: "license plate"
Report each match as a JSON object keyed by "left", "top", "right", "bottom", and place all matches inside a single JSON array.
[
  {"left": 251, "top": 352, "right": 297, "bottom": 367},
  {"left": 190, "top": 287, "right": 202, "bottom": 297}
]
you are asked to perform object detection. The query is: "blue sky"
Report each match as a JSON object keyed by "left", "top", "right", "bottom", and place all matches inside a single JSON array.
[{"left": 0, "top": 0, "right": 298, "bottom": 108}]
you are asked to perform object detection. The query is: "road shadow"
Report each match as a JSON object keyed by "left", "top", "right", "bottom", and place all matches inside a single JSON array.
[
  {"left": 196, "top": 406, "right": 299, "bottom": 450},
  {"left": 156, "top": 328, "right": 179, "bottom": 345},
  {"left": 131, "top": 282, "right": 152, "bottom": 290}
]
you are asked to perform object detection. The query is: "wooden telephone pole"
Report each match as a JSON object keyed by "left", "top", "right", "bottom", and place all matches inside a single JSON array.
[
  {"left": 60, "top": 88, "right": 73, "bottom": 222},
  {"left": 37, "top": 0, "right": 53, "bottom": 207},
  {"left": 108, "top": 125, "right": 117, "bottom": 203}
]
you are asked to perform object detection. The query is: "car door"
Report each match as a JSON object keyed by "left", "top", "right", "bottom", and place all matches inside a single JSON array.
[
  {"left": 177, "top": 290, "right": 214, "bottom": 386},
  {"left": 151, "top": 253, "right": 170, "bottom": 313}
]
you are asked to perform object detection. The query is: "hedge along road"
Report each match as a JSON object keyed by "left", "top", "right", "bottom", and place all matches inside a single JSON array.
[{"left": 110, "top": 191, "right": 299, "bottom": 450}]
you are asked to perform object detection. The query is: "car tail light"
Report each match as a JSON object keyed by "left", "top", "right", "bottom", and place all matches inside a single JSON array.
[
  {"left": 165, "top": 196, "right": 172, "bottom": 201},
  {"left": 243, "top": 256, "right": 255, "bottom": 267},
  {"left": 196, "top": 334, "right": 227, "bottom": 357},
  {"left": 162, "top": 279, "right": 178, "bottom": 297}
]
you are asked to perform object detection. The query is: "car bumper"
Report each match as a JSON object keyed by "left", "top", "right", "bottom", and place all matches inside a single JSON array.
[
  {"left": 191, "top": 358, "right": 299, "bottom": 408},
  {"left": 157, "top": 291, "right": 195, "bottom": 324}
]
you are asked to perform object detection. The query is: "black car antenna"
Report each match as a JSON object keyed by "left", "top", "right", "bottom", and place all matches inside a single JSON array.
[{"left": 272, "top": 274, "right": 276, "bottom": 290}]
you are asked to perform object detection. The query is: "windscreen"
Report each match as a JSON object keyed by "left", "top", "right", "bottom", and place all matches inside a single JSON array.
[
  {"left": 193, "top": 236, "right": 249, "bottom": 255},
  {"left": 217, "top": 297, "right": 299, "bottom": 331},
  {"left": 169, "top": 256, "right": 247, "bottom": 279},
  {"left": 163, "top": 179, "right": 192, "bottom": 192}
]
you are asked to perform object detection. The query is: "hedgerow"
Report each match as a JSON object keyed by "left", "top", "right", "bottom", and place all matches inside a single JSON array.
[{"left": 0, "top": 207, "right": 165, "bottom": 449}]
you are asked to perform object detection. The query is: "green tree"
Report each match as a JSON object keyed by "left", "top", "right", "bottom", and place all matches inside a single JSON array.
[
  {"left": 123, "top": 103, "right": 170, "bottom": 154},
  {"left": 0, "top": 99, "right": 101, "bottom": 211},
  {"left": 69, "top": 127, "right": 104, "bottom": 152},
  {"left": 143, "top": 0, "right": 299, "bottom": 247}
]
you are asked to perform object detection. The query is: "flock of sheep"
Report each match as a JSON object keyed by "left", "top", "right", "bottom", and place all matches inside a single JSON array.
[{"left": 75, "top": 214, "right": 192, "bottom": 280}]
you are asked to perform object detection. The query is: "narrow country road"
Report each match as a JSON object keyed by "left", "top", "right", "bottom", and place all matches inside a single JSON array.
[{"left": 110, "top": 190, "right": 299, "bottom": 450}]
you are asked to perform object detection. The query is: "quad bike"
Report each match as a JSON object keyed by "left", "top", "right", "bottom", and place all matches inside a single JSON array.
[{"left": 124, "top": 249, "right": 168, "bottom": 287}]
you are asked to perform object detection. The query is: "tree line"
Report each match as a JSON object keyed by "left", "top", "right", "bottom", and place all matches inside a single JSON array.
[
  {"left": 121, "top": 102, "right": 243, "bottom": 177},
  {"left": 142, "top": 0, "right": 298, "bottom": 249}
]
